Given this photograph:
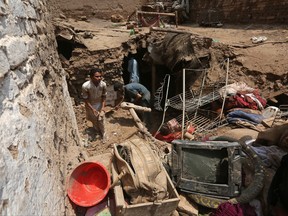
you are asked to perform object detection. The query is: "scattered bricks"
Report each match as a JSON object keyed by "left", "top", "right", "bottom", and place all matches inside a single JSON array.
[
  {"left": 3, "top": 37, "right": 29, "bottom": 69},
  {"left": 0, "top": 49, "right": 10, "bottom": 78}
]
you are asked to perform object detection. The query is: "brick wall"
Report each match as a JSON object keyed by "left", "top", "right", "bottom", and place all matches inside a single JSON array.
[{"left": 190, "top": 0, "right": 288, "bottom": 24}]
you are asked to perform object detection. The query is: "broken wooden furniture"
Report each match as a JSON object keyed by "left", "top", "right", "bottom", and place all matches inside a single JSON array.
[
  {"left": 120, "top": 102, "right": 151, "bottom": 132},
  {"left": 136, "top": 10, "right": 178, "bottom": 27},
  {"left": 111, "top": 137, "right": 180, "bottom": 216}
]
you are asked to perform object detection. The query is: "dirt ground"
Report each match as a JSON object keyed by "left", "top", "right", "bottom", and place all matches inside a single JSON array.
[{"left": 63, "top": 18, "right": 288, "bottom": 215}]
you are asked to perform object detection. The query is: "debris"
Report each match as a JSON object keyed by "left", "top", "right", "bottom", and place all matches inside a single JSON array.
[
  {"left": 251, "top": 36, "right": 267, "bottom": 44},
  {"left": 111, "top": 137, "right": 180, "bottom": 215},
  {"left": 177, "top": 194, "right": 198, "bottom": 216},
  {"left": 59, "top": 13, "right": 66, "bottom": 19},
  {"left": 111, "top": 14, "right": 124, "bottom": 23},
  {"left": 80, "top": 16, "right": 88, "bottom": 21}
]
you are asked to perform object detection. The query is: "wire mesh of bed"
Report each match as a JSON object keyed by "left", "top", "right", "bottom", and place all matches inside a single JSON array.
[{"left": 153, "top": 58, "right": 230, "bottom": 137}]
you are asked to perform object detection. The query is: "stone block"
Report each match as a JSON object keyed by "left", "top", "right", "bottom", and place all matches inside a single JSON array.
[
  {"left": 9, "top": 0, "right": 26, "bottom": 18},
  {"left": 0, "top": 1, "right": 7, "bottom": 15},
  {"left": 25, "top": 38, "right": 36, "bottom": 54},
  {"left": 0, "top": 49, "right": 10, "bottom": 78},
  {"left": 25, "top": 21, "right": 34, "bottom": 35},
  {"left": 3, "top": 37, "right": 29, "bottom": 69},
  {"left": 35, "top": 21, "right": 43, "bottom": 34},
  {"left": 25, "top": 4, "right": 37, "bottom": 20},
  {"left": 13, "top": 69, "right": 28, "bottom": 89}
]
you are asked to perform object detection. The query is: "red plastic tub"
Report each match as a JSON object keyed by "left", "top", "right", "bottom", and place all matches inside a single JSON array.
[{"left": 67, "top": 162, "right": 111, "bottom": 207}]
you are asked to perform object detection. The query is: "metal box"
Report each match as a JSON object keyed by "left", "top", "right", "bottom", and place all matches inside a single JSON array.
[{"left": 171, "top": 140, "right": 242, "bottom": 199}]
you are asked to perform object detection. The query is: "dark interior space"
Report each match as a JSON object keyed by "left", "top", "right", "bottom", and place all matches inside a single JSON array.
[
  {"left": 56, "top": 36, "right": 75, "bottom": 60},
  {"left": 121, "top": 48, "right": 191, "bottom": 104},
  {"left": 267, "top": 93, "right": 288, "bottom": 107}
]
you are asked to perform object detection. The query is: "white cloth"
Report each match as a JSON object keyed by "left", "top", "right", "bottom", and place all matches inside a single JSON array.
[{"left": 218, "top": 82, "right": 254, "bottom": 98}]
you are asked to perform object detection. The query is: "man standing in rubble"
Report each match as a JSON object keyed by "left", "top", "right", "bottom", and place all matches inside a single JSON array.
[{"left": 82, "top": 69, "right": 107, "bottom": 142}]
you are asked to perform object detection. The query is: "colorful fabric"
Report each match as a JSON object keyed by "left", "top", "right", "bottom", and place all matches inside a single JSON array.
[
  {"left": 225, "top": 90, "right": 266, "bottom": 111},
  {"left": 212, "top": 202, "right": 243, "bottom": 216},
  {"left": 227, "top": 110, "right": 264, "bottom": 125}
]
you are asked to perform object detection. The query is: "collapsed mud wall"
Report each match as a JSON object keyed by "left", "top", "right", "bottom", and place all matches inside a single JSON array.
[
  {"left": 0, "top": 0, "right": 80, "bottom": 215},
  {"left": 62, "top": 46, "right": 124, "bottom": 105},
  {"left": 190, "top": 0, "right": 288, "bottom": 24}
]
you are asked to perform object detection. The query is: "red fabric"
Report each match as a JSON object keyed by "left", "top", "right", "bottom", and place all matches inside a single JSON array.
[
  {"left": 154, "top": 125, "right": 195, "bottom": 143},
  {"left": 240, "top": 203, "right": 257, "bottom": 216},
  {"left": 154, "top": 131, "right": 181, "bottom": 143},
  {"left": 225, "top": 91, "right": 266, "bottom": 111},
  {"left": 212, "top": 202, "right": 243, "bottom": 216},
  {"left": 212, "top": 202, "right": 257, "bottom": 216}
]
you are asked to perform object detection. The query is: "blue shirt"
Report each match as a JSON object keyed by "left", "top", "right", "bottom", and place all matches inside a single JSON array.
[{"left": 124, "top": 83, "right": 150, "bottom": 105}]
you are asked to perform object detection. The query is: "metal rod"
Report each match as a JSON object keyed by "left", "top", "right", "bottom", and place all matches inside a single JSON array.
[
  {"left": 194, "top": 69, "right": 207, "bottom": 118},
  {"left": 137, "top": 10, "right": 176, "bottom": 16},
  {"left": 181, "top": 68, "right": 186, "bottom": 140},
  {"left": 219, "top": 58, "right": 229, "bottom": 119},
  {"left": 154, "top": 75, "right": 171, "bottom": 136}
]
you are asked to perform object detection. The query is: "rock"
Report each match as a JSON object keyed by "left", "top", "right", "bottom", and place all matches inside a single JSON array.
[
  {"left": 177, "top": 194, "right": 198, "bottom": 216},
  {"left": 59, "top": 13, "right": 66, "bottom": 19},
  {"left": 80, "top": 16, "right": 87, "bottom": 21},
  {"left": 111, "top": 14, "right": 124, "bottom": 23},
  {"left": 171, "top": 210, "right": 180, "bottom": 216}
]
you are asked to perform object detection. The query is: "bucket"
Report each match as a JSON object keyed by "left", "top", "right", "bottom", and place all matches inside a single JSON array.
[{"left": 67, "top": 162, "right": 111, "bottom": 207}]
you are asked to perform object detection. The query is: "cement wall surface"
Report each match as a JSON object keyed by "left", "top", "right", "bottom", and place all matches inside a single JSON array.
[
  {"left": 0, "top": 0, "right": 80, "bottom": 215},
  {"left": 190, "top": 0, "right": 288, "bottom": 24}
]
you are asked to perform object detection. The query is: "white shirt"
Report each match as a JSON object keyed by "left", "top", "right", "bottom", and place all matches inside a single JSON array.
[{"left": 82, "top": 80, "right": 107, "bottom": 106}]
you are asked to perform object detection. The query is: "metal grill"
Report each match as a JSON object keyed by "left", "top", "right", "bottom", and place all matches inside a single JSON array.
[
  {"left": 168, "top": 90, "right": 221, "bottom": 112},
  {"left": 272, "top": 105, "right": 288, "bottom": 126},
  {"left": 174, "top": 109, "right": 228, "bottom": 134},
  {"left": 155, "top": 58, "right": 230, "bottom": 137}
]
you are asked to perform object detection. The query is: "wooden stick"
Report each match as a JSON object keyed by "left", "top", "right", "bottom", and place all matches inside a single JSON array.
[
  {"left": 129, "top": 108, "right": 148, "bottom": 132},
  {"left": 120, "top": 102, "right": 151, "bottom": 112},
  {"left": 137, "top": 10, "right": 176, "bottom": 17},
  {"left": 150, "top": 27, "right": 191, "bottom": 34}
]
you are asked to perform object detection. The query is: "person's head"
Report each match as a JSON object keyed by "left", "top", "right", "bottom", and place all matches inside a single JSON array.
[
  {"left": 114, "top": 82, "right": 124, "bottom": 93},
  {"left": 89, "top": 68, "right": 103, "bottom": 85}
]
